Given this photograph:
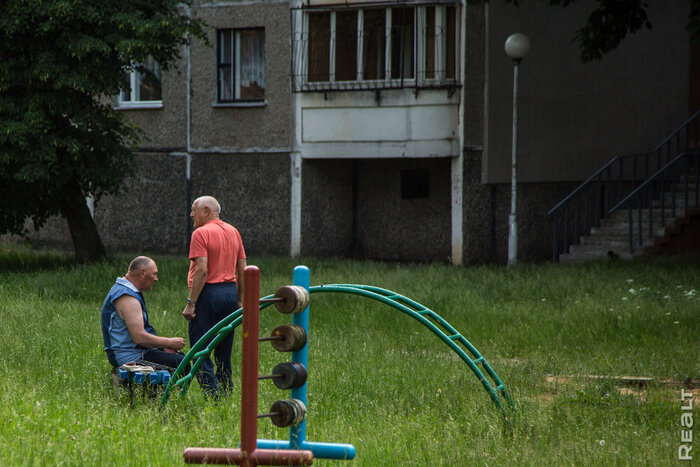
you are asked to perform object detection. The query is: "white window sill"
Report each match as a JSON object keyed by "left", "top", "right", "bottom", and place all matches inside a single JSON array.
[
  {"left": 115, "top": 102, "right": 163, "bottom": 110},
  {"left": 212, "top": 100, "right": 267, "bottom": 108}
]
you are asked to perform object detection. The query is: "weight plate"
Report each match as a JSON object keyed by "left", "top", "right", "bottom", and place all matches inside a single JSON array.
[{"left": 270, "top": 324, "right": 307, "bottom": 352}]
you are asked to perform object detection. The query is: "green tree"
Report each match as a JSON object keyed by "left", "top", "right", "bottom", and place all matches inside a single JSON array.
[{"left": 0, "top": 0, "right": 207, "bottom": 262}]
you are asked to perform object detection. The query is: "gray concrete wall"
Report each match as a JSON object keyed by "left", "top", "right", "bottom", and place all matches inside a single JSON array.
[
  {"left": 462, "top": 147, "right": 580, "bottom": 264},
  {"left": 301, "top": 159, "right": 354, "bottom": 257},
  {"left": 95, "top": 153, "right": 189, "bottom": 254},
  {"left": 190, "top": 153, "right": 291, "bottom": 256},
  {"left": 355, "top": 158, "right": 451, "bottom": 262},
  {"left": 120, "top": 63, "right": 188, "bottom": 150},
  {"left": 189, "top": 1, "right": 291, "bottom": 150},
  {"left": 458, "top": 1, "right": 692, "bottom": 264},
  {"left": 485, "top": 0, "right": 691, "bottom": 184},
  {"left": 302, "top": 158, "right": 451, "bottom": 262}
]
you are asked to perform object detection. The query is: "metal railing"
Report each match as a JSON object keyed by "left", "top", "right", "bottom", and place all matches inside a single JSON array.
[
  {"left": 548, "top": 110, "right": 700, "bottom": 261},
  {"left": 611, "top": 151, "right": 699, "bottom": 255}
]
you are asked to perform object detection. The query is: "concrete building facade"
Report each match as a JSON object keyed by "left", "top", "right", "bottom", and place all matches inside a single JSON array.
[{"left": 18, "top": 0, "right": 696, "bottom": 264}]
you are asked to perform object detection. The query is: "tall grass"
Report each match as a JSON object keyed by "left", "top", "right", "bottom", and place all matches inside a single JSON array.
[{"left": 0, "top": 245, "right": 697, "bottom": 465}]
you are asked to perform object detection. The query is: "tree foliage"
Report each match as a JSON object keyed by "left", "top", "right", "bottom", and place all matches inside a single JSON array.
[{"left": 0, "top": 0, "right": 207, "bottom": 261}]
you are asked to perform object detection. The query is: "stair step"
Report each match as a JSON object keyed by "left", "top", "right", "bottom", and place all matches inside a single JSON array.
[
  {"left": 559, "top": 247, "right": 642, "bottom": 263},
  {"left": 591, "top": 225, "right": 668, "bottom": 237},
  {"left": 580, "top": 237, "right": 654, "bottom": 248}
]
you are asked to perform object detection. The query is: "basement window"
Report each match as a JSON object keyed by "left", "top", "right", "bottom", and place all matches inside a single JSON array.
[{"left": 401, "top": 169, "right": 430, "bottom": 199}]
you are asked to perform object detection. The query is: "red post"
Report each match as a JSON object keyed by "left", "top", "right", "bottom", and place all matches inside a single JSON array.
[
  {"left": 240, "top": 266, "right": 261, "bottom": 465},
  {"left": 183, "top": 265, "right": 313, "bottom": 466}
]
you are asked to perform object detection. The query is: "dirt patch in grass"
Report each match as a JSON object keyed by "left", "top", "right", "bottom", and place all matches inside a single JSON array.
[{"left": 544, "top": 374, "right": 700, "bottom": 404}]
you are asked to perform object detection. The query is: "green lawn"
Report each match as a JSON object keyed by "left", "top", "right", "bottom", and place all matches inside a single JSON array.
[{"left": 0, "top": 245, "right": 697, "bottom": 465}]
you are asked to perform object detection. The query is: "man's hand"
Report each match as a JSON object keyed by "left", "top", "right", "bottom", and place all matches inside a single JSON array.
[
  {"left": 167, "top": 337, "right": 186, "bottom": 351},
  {"left": 182, "top": 303, "right": 196, "bottom": 321}
]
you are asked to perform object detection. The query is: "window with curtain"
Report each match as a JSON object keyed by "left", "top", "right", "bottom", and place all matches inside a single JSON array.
[{"left": 218, "top": 28, "right": 265, "bottom": 102}]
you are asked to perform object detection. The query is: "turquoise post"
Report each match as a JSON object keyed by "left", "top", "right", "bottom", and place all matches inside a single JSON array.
[
  {"left": 256, "top": 266, "right": 356, "bottom": 460},
  {"left": 290, "top": 265, "right": 310, "bottom": 449}
]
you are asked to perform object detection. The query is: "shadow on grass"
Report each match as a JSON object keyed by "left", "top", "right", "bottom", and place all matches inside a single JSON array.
[{"left": 0, "top": 244, "right": 76, "bottom": 273}]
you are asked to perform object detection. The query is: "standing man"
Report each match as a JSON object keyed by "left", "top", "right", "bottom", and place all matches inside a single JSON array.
[
  {"left": 182, "top": 195, "right": 247, "bottom": 397},
  {"left": 101, "top": 256, "right": 189, "bottom": 371}
]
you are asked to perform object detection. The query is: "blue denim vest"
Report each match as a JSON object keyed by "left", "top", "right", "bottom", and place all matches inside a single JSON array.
[{"left": 101, "top": 277, "right": 157, "bottom": 367}]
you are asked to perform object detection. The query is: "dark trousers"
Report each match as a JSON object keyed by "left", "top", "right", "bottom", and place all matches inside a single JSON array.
[
  {"left": 142, "top": 348, "right": 191, "bottom": 374},
  {"left": 188, "top": 282, "right": 237, "bottom": 396}
]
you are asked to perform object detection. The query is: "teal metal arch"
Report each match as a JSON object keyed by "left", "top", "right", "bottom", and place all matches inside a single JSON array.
[{"left": 160, "top": 284, "right": 515, "bottom": 420}]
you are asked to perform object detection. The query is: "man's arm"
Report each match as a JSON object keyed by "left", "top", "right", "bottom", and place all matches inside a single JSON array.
[
  {"left": 183, "top": 256, "right": 207, "bottom": 321},
  {"left": 115, "top": 295, "right": 185, "bottom": 351},
  {"left": 236, "top": 257, "right": 247, "bottom": 308}
]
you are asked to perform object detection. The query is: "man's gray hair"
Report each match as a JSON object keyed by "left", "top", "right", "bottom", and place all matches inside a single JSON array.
[
  {"left": 128, "top": 256, "right": 153, "bottom": 274},
  {"left": 195, "top": 195, "right": 221, "bottom": 214}
]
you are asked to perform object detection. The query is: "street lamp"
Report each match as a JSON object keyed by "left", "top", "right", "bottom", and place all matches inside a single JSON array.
[{"left": 504, "top": 33, "right": 530, "bottom": 266}]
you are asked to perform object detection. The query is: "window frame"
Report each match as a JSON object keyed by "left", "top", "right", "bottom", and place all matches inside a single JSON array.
[
  {"left": 216, "top": 27, "right": 266, "bottom": 106},
  {"left": 116, "top": 58, "right": 163, "bottom": 110},
  {"left": 297, "top": 4, "right": 459, "bottom": 91}
]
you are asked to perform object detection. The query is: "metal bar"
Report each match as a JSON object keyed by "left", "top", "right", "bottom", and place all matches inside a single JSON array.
[
  {"left": 552, "top": 213, "right": 558, "bottom": 262},
  {"left": 573, "top": 196, "right": 579, "bottom": 246},
  {"left": 594, "top": 174, "right": 602, "bottom": 227},
  {"left": 290, "top": 266, "right": 311, "bottom": 449},
  {"left": 637, "top": 193, "right": 643, "bottom": 248},
  {"left": 648, "top": 184, "right": 654, "bottom": 240},
  {"left": 660, "top": 170, "right": 666, "bottom": 227},
  {"left": 605, "top": 164, "right": 611, "bottom": 215},
  {"left": 584, "top": 184, "right": 590, "bottom": 234},
  {"left": 627, "top": 206, "right": 633, "bottom": 254},
  {"left": 684, "top": 156, "right": 689, "bottom": 210},
  {"left": 671, "top": 161, "right": 677, "bottom": 218},
  {"left": 618, "top": 158, "right": 624, "bottom": 205},
  {"left": 562, "top": 207, "right": 569, "bottom": 254},
  {"left": 310, "top": 284, "right": 514, "bottom": 416},
  {"left": 695, "top": 153, "right": 700, "bottom": 206},
  {"left": 241, "top": 265, "right": 261, "bottom": 459}
]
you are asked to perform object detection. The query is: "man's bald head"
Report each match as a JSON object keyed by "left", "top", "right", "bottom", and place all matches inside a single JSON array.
[
  {"left": 193, "top": 196, "right": 221, "bottom": 215},
  {"left": 125, "top": 256, "right": 159, "bottom": 291},
  {"left": 128, "top": 256, "right": 154, "bottom": 274},
  {"left": 191, "top": 195, "right": 221, "bottom": 229}
]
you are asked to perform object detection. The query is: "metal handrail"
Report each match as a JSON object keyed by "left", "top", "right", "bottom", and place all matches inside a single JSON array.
[
  {"left": 610, "top": 151, "right": 700, "bottom": 254},
  {"left": 548, "top": 110, "right": 700, "bottom": 261}
]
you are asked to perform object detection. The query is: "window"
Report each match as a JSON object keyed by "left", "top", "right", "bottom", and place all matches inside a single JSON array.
[
  {"left": 308, "top": 13, "right": 330, "bottom": 82},
  {"left": 296, "top": 4, "right": 458, "bottom": 91},
  {"left": 391, "top": 7, "right": 414, "bottom": 80},
  {"left": 401, "top": 169, "right": 430, "bottom": 199},
  {"left": 118, "top": 56, "right": 162, "bottom": 107},
  {"left": 218, "top": 28, "right": 265, "bottom": 103},
  {"left": 362, "top": 9, "right": 386, "bottom": 80}
]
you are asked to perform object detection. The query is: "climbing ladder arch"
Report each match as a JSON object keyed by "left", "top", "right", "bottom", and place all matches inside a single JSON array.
[{"left": 161, "top": 284, "right": 515, "bottom": 420}]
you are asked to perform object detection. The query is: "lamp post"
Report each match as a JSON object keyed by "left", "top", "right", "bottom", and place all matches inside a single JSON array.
[{"left": 504, "top": 33, "right": 530, "bottom": 266}]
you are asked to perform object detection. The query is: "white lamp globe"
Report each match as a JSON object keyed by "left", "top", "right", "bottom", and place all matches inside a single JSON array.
[{"left": 505, "top": 33, "right": 531, "bottom": 60}]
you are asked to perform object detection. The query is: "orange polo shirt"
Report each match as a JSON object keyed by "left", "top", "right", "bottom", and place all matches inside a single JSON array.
[{"left": 188, "top": 219, "right": 246, "bottom": 288}]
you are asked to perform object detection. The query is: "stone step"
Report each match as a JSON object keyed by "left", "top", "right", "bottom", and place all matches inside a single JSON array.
[
  {"left": 579, "top": 236, "right": 654, "bottom": 248},
  {"left": 559, "top": 246, "right": 642, "bottom": 263},
  {"left": 591, "top": 224, "right": 669, "bottom": 237}
]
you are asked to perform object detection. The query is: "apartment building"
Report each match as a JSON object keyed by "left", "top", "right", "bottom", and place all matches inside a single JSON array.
[{"left": 25, "top": 0, "right": 694, "bottom": 264}]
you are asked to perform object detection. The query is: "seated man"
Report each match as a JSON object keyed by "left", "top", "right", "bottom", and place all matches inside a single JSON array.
[{"left": 101, "top": 256, "right": 189, "bottom": 373}]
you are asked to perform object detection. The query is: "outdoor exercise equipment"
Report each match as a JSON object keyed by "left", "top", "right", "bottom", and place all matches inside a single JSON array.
[
  {"left": 259, "top": 324, "right": 307, "bottom": 352},
  {"left": 259, "top": 399, "right": 308, "bottom": 428},
  {"left": 183, "top": 266, "right": 315, "bottom": 466},
  {"left": 166, "top": 264, "right": 515, "bottom": 463},
  {"left": 258, "top": 362, "right": 307, "bottom": 390}
]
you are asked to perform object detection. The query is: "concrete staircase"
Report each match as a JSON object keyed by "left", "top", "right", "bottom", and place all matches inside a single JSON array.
[{"left": 559, "top": 192, "right": 699, "bottom": 263}]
